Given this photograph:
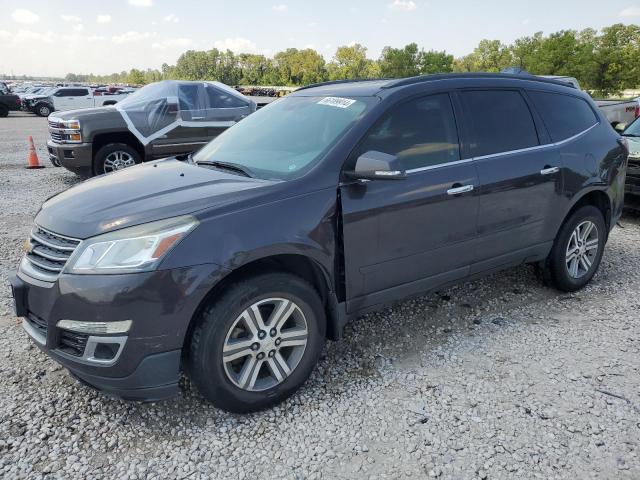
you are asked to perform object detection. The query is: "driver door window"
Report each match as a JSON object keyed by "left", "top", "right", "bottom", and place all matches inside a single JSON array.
[{"left": 355, "top": 93, "right": 460, "bottom": 171}]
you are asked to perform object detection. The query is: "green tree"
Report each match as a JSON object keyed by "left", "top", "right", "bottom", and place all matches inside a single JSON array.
[
  {"left": 419, "top": 50, "right": 454, "bottom": 74},
  {"left": 378, "top": 43, "right": 421, "bottom": 78},
  {"left": 327, "top": 43, "right": 371, "bottom": 80},
  {"left": 127, "top": 68, "right": 146, "bottom": 85}
]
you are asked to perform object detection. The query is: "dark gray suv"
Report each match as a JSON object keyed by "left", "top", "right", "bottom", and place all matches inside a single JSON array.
[{"left": 10, "top": 73, "right": 628, "bottom": 412}]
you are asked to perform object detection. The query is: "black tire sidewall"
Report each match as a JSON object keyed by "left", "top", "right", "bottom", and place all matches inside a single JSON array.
[
  {"left": 550, "top": 205, "right": 606, "bottom": 292},
  {"left": 93, "top": 143, "right": 142, "bottom": 176},
  {"left": 189, "top": 273, "right": 326, "bottom": 413}
]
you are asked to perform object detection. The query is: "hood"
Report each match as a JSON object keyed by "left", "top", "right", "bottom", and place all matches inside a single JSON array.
[
  {"left": 54, "top": 106, "right": 119, "bottom": 120},
  {"left": 35, "top": 159, "right": 278, "bottom": 239}
]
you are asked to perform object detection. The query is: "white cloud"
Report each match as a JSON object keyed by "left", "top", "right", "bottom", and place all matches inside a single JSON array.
[
  {"left": 214, "top": 37, "right": 259, "bottom": 54},
  {"left": 163, "top": 14, "right": 179, "bottom": 23},
  {"left": 111, "top": 31, "right": 154, "bottom": 44},
  {"left": 152, "top": 38, "right": 193, "bottom": 49},
  {"left": 0, "top": 30, "right": 12, "bottom": 40},
  {"left": 88, "top": 35, "right": 106, "bottom": 42},
  {"left": 60, "top": 15, "right": 81, "bottom": 22},
  {"left": 388, "top": 0, "right": 417, "bottom": 11},
  {"left": 128, "top": 0, "right": 153, "bottom": 6},
  {"left": 12, "top": 9, "right": 39, "bottom": 24},
  {"left": 73, "top": 24, "right": 85, "bottom": 32},
  {"left": 620, "top": 6, "right": 640, "bottom": 17},
  {"left": 97, "top": 15, "right": 112, "bottom": 24},
  {"left": 272, "top": 4, "right": 288, "bottom": 12}
]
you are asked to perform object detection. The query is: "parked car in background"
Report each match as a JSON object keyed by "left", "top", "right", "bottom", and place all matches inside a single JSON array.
[
  {"left": 47, "top": 80, "right": 256, "bottom": 176},
  {"left": 30, "top": 86, "right": 133, "bottom": 117},
  {"left": 620, "top": 118, "right": 640, "bottom": 209},
  {"left": 11, "top": 73, "right": 627, "bottom": 412},
  {"left": 0, "top": 90, "right": 21, "bottom": 117},
  {"left": 544, "top": 75, "right": 640, "bottom": 128}
]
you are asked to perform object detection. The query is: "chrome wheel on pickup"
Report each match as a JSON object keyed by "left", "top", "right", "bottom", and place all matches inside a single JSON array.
[
  {"left": 103, "top": 151, "right": 136, "bottom": 173},
  {"left": 93, "top": 143, "right": 141, "bottom": 176}
]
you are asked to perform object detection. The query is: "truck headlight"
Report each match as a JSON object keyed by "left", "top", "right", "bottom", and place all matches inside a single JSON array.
[{"left": 65, "top": 215, "right": 198, "bottom": 274}]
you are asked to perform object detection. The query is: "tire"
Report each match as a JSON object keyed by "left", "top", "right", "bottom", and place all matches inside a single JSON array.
[
  {"left": 35, "top": 103, "right": 51, "bottom": 117},
  {"left": 93, "top": 143, "right": 142, "bottom": 176},
  {"left": 188, "top": 272, "right": 326, "bottom": 413},
  {"left": 542, "top": 205, "right": 606, "bottom": 292},
  {"left": 0, "top": 105, "right": 8, "bottom": 117}
]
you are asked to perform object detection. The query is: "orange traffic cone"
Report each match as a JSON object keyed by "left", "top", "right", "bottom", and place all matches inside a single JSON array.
[{"left": 25, "top": 136, "right": 44, "bottom": 169}]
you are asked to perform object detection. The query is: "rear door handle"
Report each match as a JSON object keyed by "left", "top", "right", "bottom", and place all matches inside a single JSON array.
[
  {"left": 447, "top": 184, "right": 474, "bottom": 195},
  {"left": 540, "top": 166, "right": 560, "bottom": 175}
]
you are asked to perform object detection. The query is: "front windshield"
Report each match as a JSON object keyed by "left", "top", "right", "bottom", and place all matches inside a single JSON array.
[{"left": 193, "top": 95, "right": 374, "bottom": 180}]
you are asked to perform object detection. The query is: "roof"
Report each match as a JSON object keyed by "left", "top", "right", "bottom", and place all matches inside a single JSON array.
[{"left": 292, "top": 73, "right": 577, "bottom": 97}]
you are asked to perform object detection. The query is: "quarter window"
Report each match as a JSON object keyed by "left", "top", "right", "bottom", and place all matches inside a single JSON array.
[
  {"left": 460, "top": 90, "right": 539, "bottom": 157},
  {"left": 356, "top": 93, "right": 460, "bottom": 171},
  {"left": 527, "top": 91, "right": 598, "bottom": 142},
  {"left": 205, "top": 85, "right": 248, "bottom": 109}
]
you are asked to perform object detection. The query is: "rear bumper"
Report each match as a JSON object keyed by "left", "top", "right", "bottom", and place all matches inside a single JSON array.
[
  {"left": 47, "top": 140, "right": 92, "bottom": 173},
  {"left": 9, "top": 262, "right": 226, "bottom": 401}
]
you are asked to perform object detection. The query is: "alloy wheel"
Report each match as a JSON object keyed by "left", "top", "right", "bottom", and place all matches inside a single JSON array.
[
  {"left": 565, "top": 220, "right": 599, "bottom": 279},
  {"left": 222, "top": 298, "right": 308, "bottom": 392},
  {"left": 103, "top": 151, "right": 136, "bottom": 173}
]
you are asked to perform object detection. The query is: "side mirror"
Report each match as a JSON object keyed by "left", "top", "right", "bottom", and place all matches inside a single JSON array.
[
  {"left": 344, "top": 151, "right": 406, "bottom": 181},
  {"left": 166, "top": 96, "right": 180, "bottom": 114},
  {"left": 614, "top": 122, "right": 627, "bottom": 133}
]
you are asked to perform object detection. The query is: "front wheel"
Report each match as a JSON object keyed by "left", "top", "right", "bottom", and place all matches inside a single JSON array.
[
  {"left": 35, "top": 103, "right": 51, "bottom": 117},
  {"left": 93, "top": 143, "right": 141, "bottom": 176},
  {"left": 188, "top": 273, "right": 326, "bottom": 413},
  {"left": 542, "top": 205, "right": 606, "bottom": 292}
]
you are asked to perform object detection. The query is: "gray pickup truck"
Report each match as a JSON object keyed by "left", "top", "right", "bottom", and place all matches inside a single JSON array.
[{"left": 47, "top": 80, "right": 256, "bottom": 176}]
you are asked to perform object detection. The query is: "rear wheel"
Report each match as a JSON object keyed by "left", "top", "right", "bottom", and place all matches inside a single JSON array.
[
  {"left": 93, "top": 143, "right": 141, "bottom": 175},
  {"left": 542, "top": 205, "right": 606, "bottom": 292},
  {"left": 0, "top": 105, "right": 8, "bottom": 117},
  {"left": 188, "top": 273, "right": 326, "bottom": 413}
]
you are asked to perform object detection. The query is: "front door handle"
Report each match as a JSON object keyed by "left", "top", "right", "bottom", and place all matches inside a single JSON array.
[
  {"left": 447, "top": 184, "right": 474, "bottom": 195},
  {"left": 540, "top": 166, "right": 560, "bottom": 175}
]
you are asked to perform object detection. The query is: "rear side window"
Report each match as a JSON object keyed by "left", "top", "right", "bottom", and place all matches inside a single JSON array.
[
  {"left": 57, "top": 89, "right": 89, "bottom": 97},
  {"left": 460, "top": 90, "right": 539, "bottom": 157},
  {"left": 356, "top": 93, "right": 460, "bottom": 170},
  {"left": 527, "top": 91, "right": 598, "bottom": 142},
  {"left": 205, "top": 85, "right": 248, "bottom": 108}
]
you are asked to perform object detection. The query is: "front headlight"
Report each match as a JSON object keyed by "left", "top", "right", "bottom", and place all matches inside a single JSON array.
[{"left": 65, "top": 215, "right": 199, "bottom": 274}]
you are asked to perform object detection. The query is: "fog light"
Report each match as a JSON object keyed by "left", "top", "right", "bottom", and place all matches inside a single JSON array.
[{"left": 56, "top": 319, "right": 132, "bottom": 335}]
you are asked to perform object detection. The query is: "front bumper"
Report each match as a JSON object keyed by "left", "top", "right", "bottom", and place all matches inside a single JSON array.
[
  {"left": 9, "top": 262, "right": 226, "bottom": 401},
  {"left": 47, "top": 140, "right": 92, "bottom": 173}
]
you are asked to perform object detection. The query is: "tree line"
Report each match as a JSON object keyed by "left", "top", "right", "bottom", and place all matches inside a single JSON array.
[{"left": 64, "top": 23, "right": 640, "bottom": 96}]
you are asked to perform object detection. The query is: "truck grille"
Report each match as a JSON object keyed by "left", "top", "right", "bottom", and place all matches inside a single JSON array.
[
  {"left": 23, "top": 226, "right": 81, "bottom": 282},
  {"left": 49, "top": 131, "right": 63, "bottom": 143}
]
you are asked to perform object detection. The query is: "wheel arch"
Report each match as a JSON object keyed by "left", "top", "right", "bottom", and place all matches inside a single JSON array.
[
  {"left": 92, "top": 132, "right": 145, "bottom": 162},
  {"left": 182, "top": 253, "right": 342, "bottom": 360},
  {"left": 562, "top": 188, "right": 612, "bottom": 236}
]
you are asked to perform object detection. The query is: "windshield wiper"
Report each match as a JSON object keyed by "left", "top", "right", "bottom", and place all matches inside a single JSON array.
[
  {"left": 196, "top": 159, "right": 253, "bottom": 178},
  {"left": 622, "top": 133, "right": 640, "bottom": 137}
]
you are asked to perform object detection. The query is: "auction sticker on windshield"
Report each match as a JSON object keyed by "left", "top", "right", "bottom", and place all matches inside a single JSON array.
[{"left": 317, "top": 97, "right": 356, "bottom": 108}]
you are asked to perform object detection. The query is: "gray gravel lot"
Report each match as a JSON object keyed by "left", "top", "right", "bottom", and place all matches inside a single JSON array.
[{"left": 0, "top": 112, "right": 639, "bottom": 479}]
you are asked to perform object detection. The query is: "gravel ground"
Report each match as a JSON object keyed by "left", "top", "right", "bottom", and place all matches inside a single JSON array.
[{"left": 1, "top": 113, "right": 639, "bottom": 479}]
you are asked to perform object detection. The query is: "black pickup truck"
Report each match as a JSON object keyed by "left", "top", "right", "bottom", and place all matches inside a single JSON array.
[{"left": 0, "top": 83, "right": 21, "bottom": 117}]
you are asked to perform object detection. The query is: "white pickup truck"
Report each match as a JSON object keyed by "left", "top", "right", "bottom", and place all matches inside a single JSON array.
[
  {"left": 32, "top": 87, "right": 131, "bottom": 117},
  {"left": 544, "top": 76, "right": 640, "bottom": 129}
]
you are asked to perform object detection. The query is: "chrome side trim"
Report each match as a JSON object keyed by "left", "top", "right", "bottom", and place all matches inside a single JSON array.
[{"left": 405, "top": 122, "right": 599, "bottom": 175}]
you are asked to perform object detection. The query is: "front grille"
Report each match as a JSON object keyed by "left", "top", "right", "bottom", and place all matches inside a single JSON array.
[
  {"left": 49, "top": 131, "right": 63, "bottom": 143},
  {"left": 24, "top": 225, "right": 81, "bottom": 282},
  {"left": 58, "top": 330, "right": 89, "bottom": 357}
]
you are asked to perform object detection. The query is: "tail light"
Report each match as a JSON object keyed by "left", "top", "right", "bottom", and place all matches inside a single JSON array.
[
  {"left": 635, "top": 104, "right": 640, "bottom": 118},
  {"left": 16, "top": 98, "right": 21, "bottom": 105},
  {"left": 94, "top": 91, "right": 102, "bottom": 96}
]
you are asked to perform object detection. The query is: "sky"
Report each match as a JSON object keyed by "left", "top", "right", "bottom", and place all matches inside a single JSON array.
[{"left": 1, "top": 0, "right": 639, "bottom": 77}]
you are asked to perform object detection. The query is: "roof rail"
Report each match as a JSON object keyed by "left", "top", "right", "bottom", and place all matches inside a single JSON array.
[
  {"left": 295, "top": 78, "right": 390, "bottom": 92},
  {"left": 380, "top": 72, "right": 577, "bottom": 89}
]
